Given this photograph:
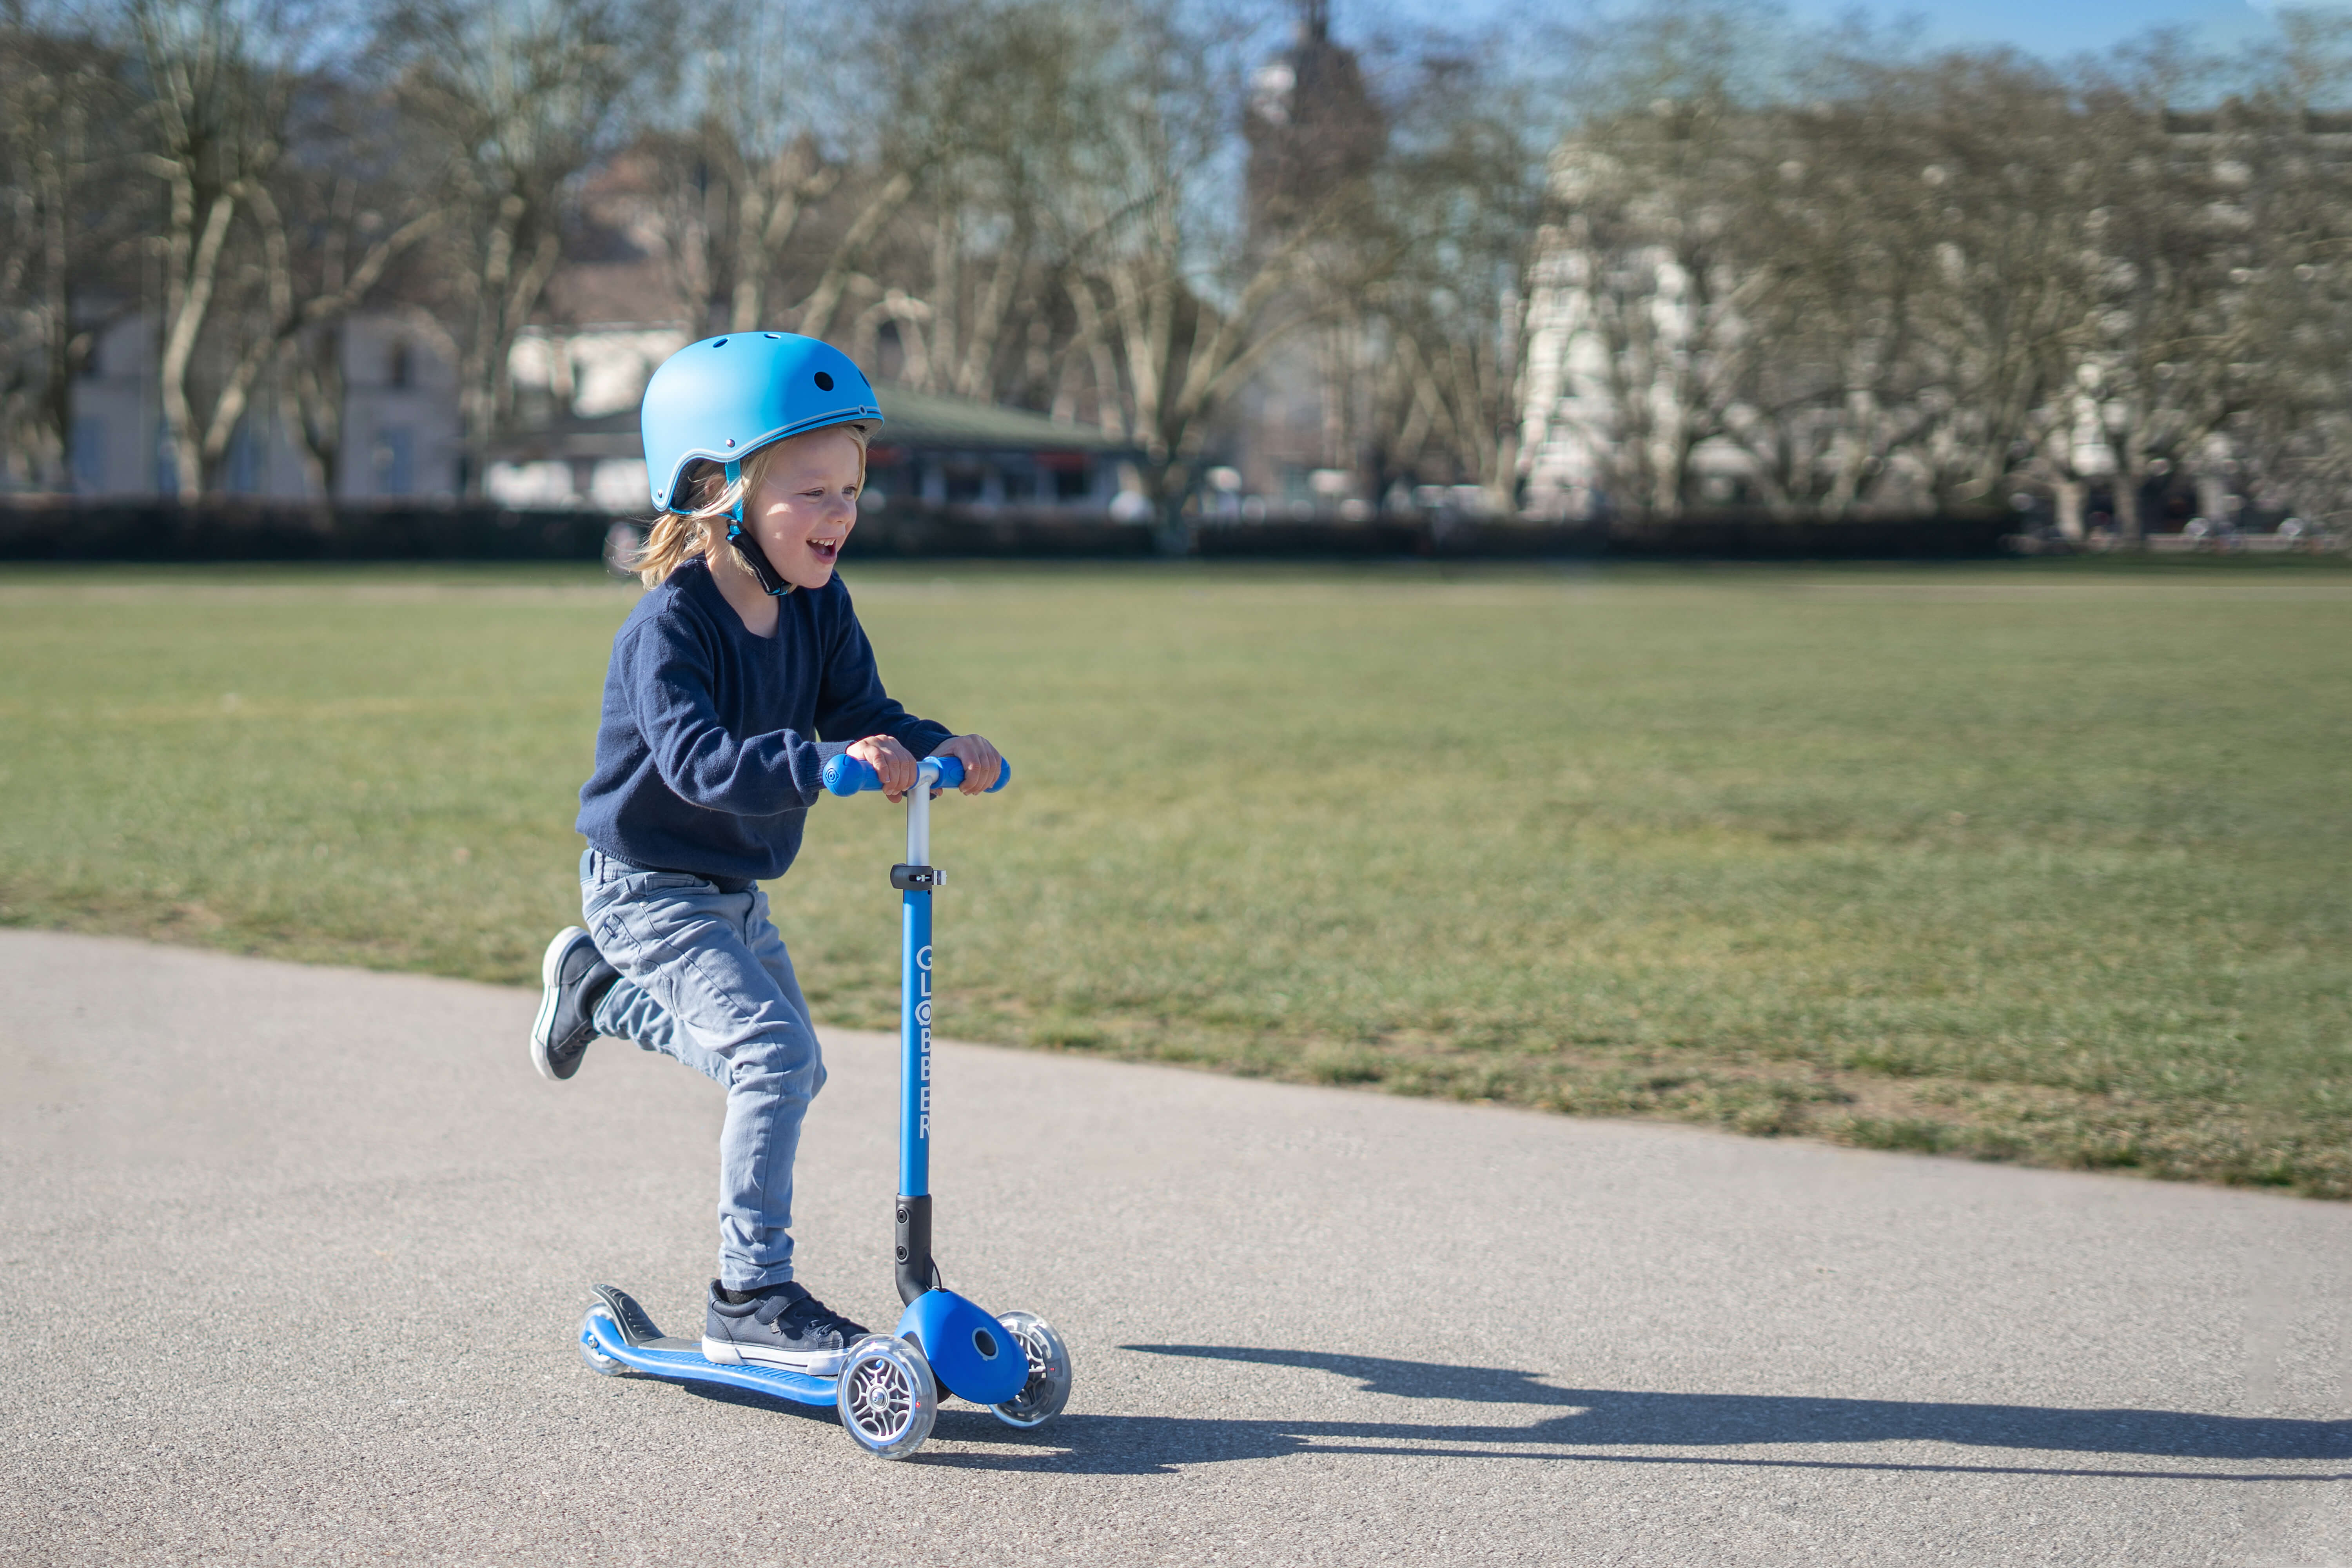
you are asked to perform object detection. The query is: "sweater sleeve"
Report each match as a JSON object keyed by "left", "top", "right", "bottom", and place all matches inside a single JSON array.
[
  {"left": 813, "top": 588, "right": 954, "bottom": 757},
  {"left": 622, "top": 612, "right": 824, "bottom": 815}
]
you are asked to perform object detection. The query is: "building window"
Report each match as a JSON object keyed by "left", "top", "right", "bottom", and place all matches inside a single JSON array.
[
  {"left": 225, "top": 421, "right": 261, "bottom": 494},
  {"left": 1037, "top": 450, "right": 1091, "bottom": 501},
  {"left": 70, "top": 420, "right": 103, "bottom": 493},
  {"left": 376, "top": 427, "right": 415, "bottom": 495}
]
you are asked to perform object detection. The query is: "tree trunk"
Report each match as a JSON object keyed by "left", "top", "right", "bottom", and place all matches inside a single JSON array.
[
  {"left": 157, "top": 190, "right": 240, "bottom": 499},
  {"left": 795, "top": 172, "right": 913, "bottom": 342},
  {"left": 459, "top": 194, "right": 555, "bottom": 499},
  {"left": 728, "top": 177, "right": 772, "bottom": 332},
  {"left": 283, "top": 321, "right": 346, "bottom": 514},
  {"left": 2053, "top": 477, "right": 2085, "bottom": 541},
  {"left": 2112, "top": 459, "right": 2145, "bottom": 546},
  {"left": 1485, "top": 424, "right": 1521, "bottom": 517},
  {"left": 33, "top": 125, "right": 74, "bottom": 489}
]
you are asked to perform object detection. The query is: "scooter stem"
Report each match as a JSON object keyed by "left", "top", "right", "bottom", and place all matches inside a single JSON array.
[
  {"left": 820, "top": 749, "right": 1007, "bottom": 1306},
  {"left": 897, "top": 760, "right": 939, "bottom": 1303}
]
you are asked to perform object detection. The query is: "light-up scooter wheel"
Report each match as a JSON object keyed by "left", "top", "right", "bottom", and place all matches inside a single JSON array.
[
  {"left": 989, "top": 1310, "right": 1073, "bottom": 1429},
  {"left": 836, "top": 1335, "right": 938, "bottom": 1458}
]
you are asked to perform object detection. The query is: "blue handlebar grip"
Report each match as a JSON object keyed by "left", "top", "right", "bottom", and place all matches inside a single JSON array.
[
  {"left": 822, "top": 753, "right": 878, "bottom": 796},
  {"left": 928, "top": 756, "right": 1014, "bottom": 793},
  {"left": 821, "top": 752, "right": 1012, "bottom": 796}
]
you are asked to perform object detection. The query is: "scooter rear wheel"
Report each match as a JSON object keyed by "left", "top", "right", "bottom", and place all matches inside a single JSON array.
[
  {"left": 989, "top": 1310, "right": 1073, "bottom": 1429},
  {"left": 836, "top": 1334, "right": 938, "bottom": 1458},
  {"left": 577, "top": 1308, "right": 631, "bottom": 1377}
]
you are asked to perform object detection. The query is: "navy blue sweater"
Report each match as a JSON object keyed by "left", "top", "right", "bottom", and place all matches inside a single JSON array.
[{"left": 575, "top": 559, "right": 952, "bottom": 883}]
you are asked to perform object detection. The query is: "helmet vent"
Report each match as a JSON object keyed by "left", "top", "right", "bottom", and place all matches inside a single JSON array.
[
  {"left": 712, "top": 338, "right": 728, "bottom": 347},
  {"left": 814, "top": 371, "right": 835, "bottom": 391},
  {"left": 764, "top": 332, "right": 780, "bottom": 339}
]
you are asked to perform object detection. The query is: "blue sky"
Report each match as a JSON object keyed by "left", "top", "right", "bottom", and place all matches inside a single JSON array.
[
  {"left": 1371, "top": 0, "right": 2344, "bottom": 60},
  {"left": 1779, "top": 0, "right": 2306, "bottom": 56}
]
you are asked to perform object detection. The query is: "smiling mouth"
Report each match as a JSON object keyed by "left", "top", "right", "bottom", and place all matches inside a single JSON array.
[{"left": 808, "top": 537, "right": 842, "bottom": 566}]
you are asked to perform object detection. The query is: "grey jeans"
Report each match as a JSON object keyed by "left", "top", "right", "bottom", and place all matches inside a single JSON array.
[{"left": 581, "top": 849, "right": 826, "bottom": 1292}]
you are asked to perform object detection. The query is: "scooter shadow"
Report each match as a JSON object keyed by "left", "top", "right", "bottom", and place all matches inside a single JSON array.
[
  {"left": 903, "top": 1345, "right": 2352, "bottom": 1479},
  {"left": 668, "top": 1381, "right": 842, "bottom": 1425}
]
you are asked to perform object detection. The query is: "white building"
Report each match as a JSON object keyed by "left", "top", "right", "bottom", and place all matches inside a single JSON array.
[
  {"left": 1515, "top": 111, "right": 2341, "bottom": 533},
  {"left": 67, "top": 312, "right": 462, "bottom": 500},
  {"left": 486, "top": 323, "right": 684, "bottom": 510}
]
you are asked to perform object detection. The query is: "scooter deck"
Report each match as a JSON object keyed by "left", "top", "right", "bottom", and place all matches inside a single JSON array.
[{"left": 581, "top": 1285, "right": 838, "bottom": 1408}]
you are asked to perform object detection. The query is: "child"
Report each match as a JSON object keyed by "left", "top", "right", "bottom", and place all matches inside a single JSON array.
[{"left": 528, "top": 332, "right": 1002, "bottom": 1375}]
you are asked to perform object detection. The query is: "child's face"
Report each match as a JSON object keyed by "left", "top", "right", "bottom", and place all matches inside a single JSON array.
[{"left": 739, "top": 427, "right": 863, "bottom": 590}]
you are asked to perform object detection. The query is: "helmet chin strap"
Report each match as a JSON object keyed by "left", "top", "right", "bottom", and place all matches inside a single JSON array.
[{"left": 721, "top": 457, "right": 793, "bottom": 597}]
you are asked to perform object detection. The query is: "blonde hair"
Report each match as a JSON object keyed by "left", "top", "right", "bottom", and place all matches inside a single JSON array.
[{"left": 632, "top": 422, "right": 872, "bottom": 588}]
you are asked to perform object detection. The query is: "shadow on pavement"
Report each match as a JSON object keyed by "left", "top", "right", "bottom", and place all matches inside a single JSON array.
[
  {"left": 1125, "top": 1345, "right": 2350, "bottom": 1461},
  {"left": 653, "top": 1344, "right": 2350, "bottom": 1479},
  {"left": 669, "top": 1381, "right": 841, "bottom": 1425},
  {"left": 913, "top": 1345, "right": 2348, "bottom": 1478}
]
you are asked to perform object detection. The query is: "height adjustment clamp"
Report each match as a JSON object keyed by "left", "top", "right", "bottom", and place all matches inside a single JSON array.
[{"left": 890, "top": 863, "right": 943, "bottom": 891}]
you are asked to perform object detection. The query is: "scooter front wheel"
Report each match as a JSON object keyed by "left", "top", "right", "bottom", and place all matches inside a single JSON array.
[
  {"left": 836, "top": 1334, "right": 938, "bottom": 1458},
  {"left": 989, "top": 1310, "right": 1073, "bottom": 1429}
]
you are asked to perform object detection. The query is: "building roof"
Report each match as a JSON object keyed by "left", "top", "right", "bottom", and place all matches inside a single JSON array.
[
  {"left": 495, "top": 384, "right": 1133, "bottom": 463},
  {"left": 869, "top": 385, "right": 1132, "bottom": 454}
]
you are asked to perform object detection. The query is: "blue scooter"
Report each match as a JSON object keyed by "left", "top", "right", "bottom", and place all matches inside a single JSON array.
[{"left": 575, "top": 751, "right": 1073, "bottom": 1459}]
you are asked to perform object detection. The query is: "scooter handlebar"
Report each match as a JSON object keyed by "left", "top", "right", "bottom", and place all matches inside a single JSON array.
[{"left": 822, "top": 751, "right": 1012, "bottom": 797}]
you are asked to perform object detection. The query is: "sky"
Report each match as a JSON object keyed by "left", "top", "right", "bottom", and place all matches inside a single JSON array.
[
  {"left": 1779, "top": 0, "right": 2310, "bottom": 57},
  {"left": 1371, "top": 0, "right": 2345, "bottom": 61}
]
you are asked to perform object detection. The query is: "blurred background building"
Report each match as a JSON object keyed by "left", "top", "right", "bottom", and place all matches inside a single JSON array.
[
  {"left": 64, "top": 309, "right": 462, "bottom": 501},
  {"left": 485, "top": 319, "right": 1136, "bottom": 518},
  {"left": 1228, "top": 0, "right": 1386, "bottom": 517}
]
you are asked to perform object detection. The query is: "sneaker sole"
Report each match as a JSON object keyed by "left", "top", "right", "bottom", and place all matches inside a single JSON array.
[
  {"left": 701, "top": 1335, "right": 850, "bottom": 1378},
  {"left": 530, "top": 926, "right": 591, "bottom": 1081}
]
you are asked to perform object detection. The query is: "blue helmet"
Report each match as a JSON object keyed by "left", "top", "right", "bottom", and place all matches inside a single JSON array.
[{"left": 640, "top": 332, "right": 884, "bottom": 513}]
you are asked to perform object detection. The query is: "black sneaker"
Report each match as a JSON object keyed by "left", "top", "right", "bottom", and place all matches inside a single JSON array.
[
  {"left": 703, "top": 1281, "right": 870, "bottom": 1375},
  {"left": 531, "top": 926, "right": 617, "bottom": 1082}
]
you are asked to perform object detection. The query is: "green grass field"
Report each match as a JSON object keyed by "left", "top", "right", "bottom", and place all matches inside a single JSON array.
[{"left": 4, "top": 559, "right": 2347, "bottom": 1197}]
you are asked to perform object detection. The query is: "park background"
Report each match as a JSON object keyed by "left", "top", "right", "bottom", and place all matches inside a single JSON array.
[{"left": 2, "top": 0, "right": 2348, "bottom": 1203}]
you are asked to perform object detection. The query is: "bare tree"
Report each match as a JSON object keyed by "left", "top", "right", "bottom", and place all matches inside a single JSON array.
[
  {"left": 630, "top": 0, "right": 861, "bottom": 336},
  {"left": 123, "top": 0, "right": 439, "bottom": 497},
  {"left": 1051, "top": 0, "right": 1363, "bottom": 538},
  {"left": 2056, "top": 25, "right": 2352, "bottom": 540},
  {"left": 1727, "top": 54, "right": 2100, "bottom": 519},
  {"left": 1539, "top": 95, "right": 1796, "bottom": 519},
  {"left": 1361, "top": 37, "right": 1553, "bottom": 511},
  {"left": 853, "top": 0, "right": 1114, "bottom": 401},
  {"left": 125, "top": 0, "right": 301, "bottom": 497},
  {"left": 1523, "top": 8, "right": 2294, "bottom": 530},
  {"left": 1886, "top": 56, "right": 2107, "bottom": 520},
  {"left": 269, "top": 89, "right": 449, "bottom": 500},
  {"left": 0, "top": 4, "right": 127, "bottom": 490},
  {"left": 2228, "top": 20, "right": 2352, "bottom": 525},
  {"left": 379, "top": 0, "right": 643, "bottom": 495}
]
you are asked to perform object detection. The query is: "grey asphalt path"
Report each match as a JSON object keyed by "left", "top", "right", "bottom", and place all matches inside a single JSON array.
[{"left": 1, "top": 930, "right": 2345, "bottom": 1567}]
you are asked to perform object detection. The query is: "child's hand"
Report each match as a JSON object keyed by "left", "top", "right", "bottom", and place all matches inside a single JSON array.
[
  {"left": 847, "top": 734, "right": 921, "bottom": 802},
  {"left": 934, "top": 735, "right": 1004, "bottom": 795}
]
